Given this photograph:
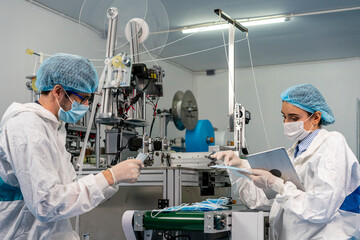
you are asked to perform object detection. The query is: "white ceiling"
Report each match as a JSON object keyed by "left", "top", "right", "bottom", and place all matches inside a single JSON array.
[{"left": 29, "top": 0, "right": 360, "bottom": 72}]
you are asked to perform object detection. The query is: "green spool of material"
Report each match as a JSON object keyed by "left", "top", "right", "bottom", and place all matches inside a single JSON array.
[{"left": 143, "top": 211, "right": 205, "bottom": 231}]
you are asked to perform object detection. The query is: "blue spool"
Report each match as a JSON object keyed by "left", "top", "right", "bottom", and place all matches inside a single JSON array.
[{"left": 185, "top": 120, "right": 215, "bottom": 152}]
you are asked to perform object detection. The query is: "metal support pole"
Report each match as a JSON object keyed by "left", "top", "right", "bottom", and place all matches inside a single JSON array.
[
  {"left": 96, "top": 123, "right": 101, "bottom": 168},
  {"left": 214, "top": 9, "right": 248, "bottom": 150},
  {"left": 130, "top": 22, "right": 140, "bottom": 63},
  {"left": 228, "top": 25, "right": 235, "bottom": 119},
  {"left": 129, "top": 20, "right": 145, "bottom": 123},
  {"left": 102, "top": 7, "right": 118, "bottom": 117},
  {"left": 96, "top": 8, "right": 119, "bottom": 167},
  {"left": 105, "top": 7, "right": 118, "bottom": 58}
]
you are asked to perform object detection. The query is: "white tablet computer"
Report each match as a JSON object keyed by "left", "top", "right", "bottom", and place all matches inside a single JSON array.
[{"left": 247, "top": 147, "right": 305, "bottom": 199}]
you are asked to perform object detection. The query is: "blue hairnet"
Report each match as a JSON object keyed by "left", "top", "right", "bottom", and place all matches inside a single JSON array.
[
  {"left": 36, "top": 53, "right": 99, "bottom": 93},
  {"left": 281, "top": 84, "right": 335, "bottom": 126}
]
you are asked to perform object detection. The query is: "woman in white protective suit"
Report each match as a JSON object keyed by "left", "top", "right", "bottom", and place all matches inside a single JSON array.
[
  {"left": 212, "top": 83, "right": 360, "bottom": 239},
  {"left": 0, "top": 53, "right": 143, "bottom": 239}
]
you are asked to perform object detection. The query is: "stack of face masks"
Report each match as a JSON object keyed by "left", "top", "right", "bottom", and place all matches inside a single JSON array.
[{"left": 151, "top": 197, "right": 231, "bottom": 218}]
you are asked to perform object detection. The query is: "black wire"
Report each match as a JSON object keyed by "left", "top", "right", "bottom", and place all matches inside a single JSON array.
[
  {"left": 129, "top": 78, "right": 151, "bottom": 106},
  {"left": 149, "top": 98, "right": 159, "bottom": 138},
  {"left": 149, "top": 117, "right": 156, "bottom": 138},
  {"left": 112, "top": 142, "right": 129, "bottom": 165},
  {"left": 141, "top": 78, "right": 150, "bottom": 92}
]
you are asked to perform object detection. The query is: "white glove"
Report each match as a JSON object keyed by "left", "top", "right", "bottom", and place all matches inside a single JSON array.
[
  {"left": 249, "top": 169, "right": 285, "bottom": 193},
  {"left": 211, "top": 150, "right": 247, "bottom": 168},
  {"left": 110, "top": 159, "right": 143, "bottom": 184}
]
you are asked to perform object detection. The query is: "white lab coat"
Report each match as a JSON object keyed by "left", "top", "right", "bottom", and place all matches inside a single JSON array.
[
  {"left": 230, "top": 129, "right": 360, "bottom": 239},
  {"left": 0, "top": 103, "right": 118, "bottom": 240}
]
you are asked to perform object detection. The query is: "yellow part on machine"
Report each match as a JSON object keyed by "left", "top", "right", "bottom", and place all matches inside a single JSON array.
[
  {"left": 112, "top": 56, "right": 125, "bottom": 69},
  {"left": 26, "top": 48, "right": 34, "bottom": 55},
  {"left": 31, "top": 77, "right": 38, "bottom": 91}
]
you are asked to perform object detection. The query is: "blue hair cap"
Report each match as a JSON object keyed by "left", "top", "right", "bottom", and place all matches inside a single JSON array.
[
  {"left": 36, "top": 53, "right": 99, "bottom": 94},
  {"left": 281, "top": 83, "right": 335, "bottom": 126}
]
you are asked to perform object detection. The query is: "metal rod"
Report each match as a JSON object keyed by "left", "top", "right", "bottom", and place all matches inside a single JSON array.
[
  {"left": 214, "top": 9, "right": 248, "bottom": 32},
  {"left": 105, "top": 7, "right": 118, "bottom": 58},
  {"left": 130, "top": 21, "right": 140, "bottom": 63},
  {"left": 96, "top": 123, "right": 101, "bottom": 168},
  {"left": 228, "top": 25, "right": 235, "bottom": 118},
  {"left": 129, "top": 21, "right": 145, "bottom": 121}
]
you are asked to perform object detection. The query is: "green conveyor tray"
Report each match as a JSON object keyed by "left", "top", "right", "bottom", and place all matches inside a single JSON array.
[{"left": 143, "top": 211, "right": 205, "bottom": 231}]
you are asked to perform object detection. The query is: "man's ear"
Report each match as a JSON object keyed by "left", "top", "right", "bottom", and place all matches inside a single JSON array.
[{"left": 52, "top": 85, "right": 63, "bottom": 99}]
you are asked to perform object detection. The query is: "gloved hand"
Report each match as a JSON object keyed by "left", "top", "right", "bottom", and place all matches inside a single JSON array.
[
  {"left": 249, "top": 169, "right": 285, "bottom": 193},
  {"left": 211, "top": 150, "right": 246, "bottom": 168},
  {"left": 110, "top": 159, "right": 143, "bottom": 184}
]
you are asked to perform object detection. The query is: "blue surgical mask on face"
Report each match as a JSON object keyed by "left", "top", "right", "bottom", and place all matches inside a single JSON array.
[{"left": 56, "top": 92, "right": 89, "bottom": 123}]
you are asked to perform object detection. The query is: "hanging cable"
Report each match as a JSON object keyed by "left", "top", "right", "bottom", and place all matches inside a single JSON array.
[
  {"left": 112, "top": 0, "right": 150, "bottom": 52},
  {"left": 246, "top": 34, "right": 271, "bottom": 150},
  {"left": 141, "top": 42, "right": 159, "bottom": 65},
  {"left": 149, "top": 98, "right": 159, "bottom": 138},
  {"left": 135, "top": 30, "right": 199, "bottom": 58},
  {"left": 140, "top": 38, "right": 247, "bottom": 63},
  {"left": 88, "top": 30, "right": 201, "bottom": 62}
]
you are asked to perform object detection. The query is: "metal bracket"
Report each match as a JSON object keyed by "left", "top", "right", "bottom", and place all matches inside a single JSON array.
[
  {"left": 134, "top": 211, "right": 144, "bottom": 231},
  {"left": 158, "top": 199, "right": 169, "bottom": 209},
  {"left": 204, "top": 211, "right": 232, "bottom": 233}
]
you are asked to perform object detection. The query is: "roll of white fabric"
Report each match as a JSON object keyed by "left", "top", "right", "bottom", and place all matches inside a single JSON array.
[{"left": 215, "top": 130, "right": 234, "bottom": 146}]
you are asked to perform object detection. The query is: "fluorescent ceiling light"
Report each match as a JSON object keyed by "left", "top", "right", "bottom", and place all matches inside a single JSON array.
[
  {"left": 182, "top": 24, "right": 229, "bottom": 34},
  {"left": 182, "top": 17, "right": 288, "bottom": 34},
  {"left": 241, "top": 17, "right": 287, "bottom": 26}
]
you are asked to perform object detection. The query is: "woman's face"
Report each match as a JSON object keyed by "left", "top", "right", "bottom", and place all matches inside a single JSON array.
[{"left": 281, "top": 101, "right": 319, "bottom": 131}]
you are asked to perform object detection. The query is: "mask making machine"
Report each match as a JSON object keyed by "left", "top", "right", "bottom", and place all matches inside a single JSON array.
[{"left": 25, "top": 7, "right": 268, "bottom": 240}]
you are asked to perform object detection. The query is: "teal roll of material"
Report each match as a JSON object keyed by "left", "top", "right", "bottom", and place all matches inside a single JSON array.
[{"left": 185, "top": 120, "right": 215, "bottom": 152}]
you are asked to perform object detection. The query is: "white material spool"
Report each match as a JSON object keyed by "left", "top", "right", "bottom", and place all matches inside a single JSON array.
[
  {"left": 215, "top": 130, "right": 234, "bottom": 146},
  {"left": 125, "top": 18, "right": 150, "bottom": 44}
]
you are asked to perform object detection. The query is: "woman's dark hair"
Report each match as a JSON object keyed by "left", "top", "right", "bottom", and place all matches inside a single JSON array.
[{"left": 307, "top": 111, "right": 322, "bottom": 127}]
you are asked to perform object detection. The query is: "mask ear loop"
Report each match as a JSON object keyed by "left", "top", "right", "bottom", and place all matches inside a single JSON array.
[
  {"left": 55, "top": 87, "right": 67, "bottom": 113},
  {"left": 305, "top": 113, "right": 316, "bottom": 132},
  {"left": 150, "top": 203, "right": 189, "bottom": 218},
  {"left": 63, "top": 89, "right": 74, "bottom": 104}
]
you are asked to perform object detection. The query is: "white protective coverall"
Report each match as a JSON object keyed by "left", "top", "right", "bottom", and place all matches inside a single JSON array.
[
  {"left": 0, "top": 103, "right": 118, "bottom": 240},
  {"left": 230, "top": 129, "right": 360, "bottom": 239}
]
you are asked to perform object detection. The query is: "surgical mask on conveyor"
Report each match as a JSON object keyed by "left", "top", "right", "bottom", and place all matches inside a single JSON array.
[{"left": 151, "top": 197, "right": 231, "bottom": 218}]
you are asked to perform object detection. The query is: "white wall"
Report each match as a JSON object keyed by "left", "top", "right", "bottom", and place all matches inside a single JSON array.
[{"left": 193, "top": 58, "right": 360, "bottom": 155}]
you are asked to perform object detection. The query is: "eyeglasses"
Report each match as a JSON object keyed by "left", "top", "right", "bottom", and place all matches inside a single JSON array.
[{"left": 66, "top": 90, "right": 94, "bottom": 104}]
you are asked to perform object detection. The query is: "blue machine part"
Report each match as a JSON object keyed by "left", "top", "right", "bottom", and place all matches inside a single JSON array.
[{"left": 185, "top": 120, "right": 215, "bottom": 152}]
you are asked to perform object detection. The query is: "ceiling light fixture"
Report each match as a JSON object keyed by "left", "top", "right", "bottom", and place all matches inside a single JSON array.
[
  {"left": 182, "top": 17, "right": 289, "bottom": 34},
  {"left": 182, "top": 24, "right": 229, "bottom": 34},
  {"left": 241, "top": 17, "right": 288, "bottom": 26}
]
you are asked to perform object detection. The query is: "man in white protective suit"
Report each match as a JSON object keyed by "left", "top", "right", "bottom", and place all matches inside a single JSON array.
[
  {"left": 212, "top": 83, "right": 360, "bottom": 239},
  {"left": 0, "top": 53, "right": 143, "bottom": 239}
]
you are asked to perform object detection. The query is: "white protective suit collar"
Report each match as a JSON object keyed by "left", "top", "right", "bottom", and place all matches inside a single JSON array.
[
  {"left": 0, "top": 102, "right": 59, "bottom": 132},
  {"left": 287, "top": 128, "right": 329, "bottom": 164}
]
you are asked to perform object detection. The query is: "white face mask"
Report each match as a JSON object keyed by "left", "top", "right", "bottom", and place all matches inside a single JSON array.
[{"left": 283, "top": 114, "right": 314, "bottom": 142}]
